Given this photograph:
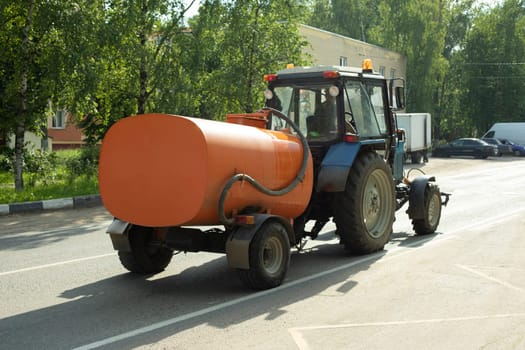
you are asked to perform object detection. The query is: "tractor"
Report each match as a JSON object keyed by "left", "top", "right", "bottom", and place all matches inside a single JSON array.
[{"left": 99, "top": 60, "right": 449, "bottom": 290}]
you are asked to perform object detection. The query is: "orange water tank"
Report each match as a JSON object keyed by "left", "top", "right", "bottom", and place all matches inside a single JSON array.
[{"left": 98, "top": 113, "right": 314, "bottom": 227}]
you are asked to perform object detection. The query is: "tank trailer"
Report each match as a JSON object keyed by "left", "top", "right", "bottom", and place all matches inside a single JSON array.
[{"left": 99, "top": 60, "right": 450, "bottom": 290}]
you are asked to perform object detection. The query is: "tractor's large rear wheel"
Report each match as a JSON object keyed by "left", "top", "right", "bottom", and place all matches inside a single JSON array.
[
  {"left": 333, "top": 152, "right": 395, "bottom": 254},
  {"left": 118, "top": 225, "right": 173, "bottom": 274},
  {"left": 237, "top": 221, "right": 290, "bottom": 290}
]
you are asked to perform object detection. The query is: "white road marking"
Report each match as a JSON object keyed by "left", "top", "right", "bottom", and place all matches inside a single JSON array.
[
  {"left": 379, "top": 207, "right": 525, "bottom": 263},
  {"left": 457, "top": 264, "right": 525, "bottom": 293},
  {"left": 0, "top": 253, "right": 115, "bottom": 277},
  {"left": 288, "top": 313, "right": 525, "bottom": 350},
  {"left": 446, "top": 206, "right": 524, "bottom": 235},
  {"left": 71, "top": 208, "right": 525, "bottom": 349}
]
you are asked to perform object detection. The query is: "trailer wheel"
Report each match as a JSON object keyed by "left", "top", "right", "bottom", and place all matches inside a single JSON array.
[
  {"left": 412, "top": 184, "right": 442, "bottom": 235},
  {"left": 237, "top": 221, "right": 290, "bottom": 290},
  {"left": 334, "top": 152, "right": 395, "bottom": 254},
  {"left": 118, "top": 225, "right": 173, "bottom": 274}
]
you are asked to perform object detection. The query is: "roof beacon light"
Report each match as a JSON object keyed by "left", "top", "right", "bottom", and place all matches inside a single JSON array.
[
  {"left": 362, "top": 59, "right": 373, "bottom": 73},
  {"left": 286, "top": 63, "right": 295, "bottom": 69}
]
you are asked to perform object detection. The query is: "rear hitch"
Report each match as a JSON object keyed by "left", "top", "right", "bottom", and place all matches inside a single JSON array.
[{"left": 441, "top": 192, "right": 451, "bottom": 206}]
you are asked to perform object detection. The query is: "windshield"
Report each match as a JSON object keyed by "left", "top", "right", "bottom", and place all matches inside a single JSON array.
[
  {"left": 266, "top": 84, "right": 339, "bottom": 142},
  {"left": 343, "top": 80, "right": 388, "bottom": 138},
  {"left": 266, "top": 78, "right": 389, "bottom": 141}
]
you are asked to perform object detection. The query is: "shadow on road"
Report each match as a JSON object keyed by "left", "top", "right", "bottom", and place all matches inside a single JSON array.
[
  {"left": 0, "top": 229, "right": 439, "bottom": 349},
  {"left": 0, "top": 207, "right": 111, "bottom": 251}
]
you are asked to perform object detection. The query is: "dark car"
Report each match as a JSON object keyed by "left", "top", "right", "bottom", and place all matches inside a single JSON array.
[
  {"left": 498, "top": 138, "right": 525, "bottom": 156},
  {"left": 432, "top": 138, "right": 498, "bottom": 159},
  {"left": 482, "top": 138, "right": 513, "bottom": 156}
]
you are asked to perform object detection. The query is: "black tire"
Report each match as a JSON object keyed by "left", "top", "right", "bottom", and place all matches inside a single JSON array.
[
  {"left": 333, "top": 152, "right": 395, "bottom": 254},
  {"left": 432, "top": 150, "right": 446, "bottom": 158},
  {"left": 118, "top": 225, "right": 173, "bottom": 274},
  {"left": 474, "top": 152, "right": 484, "bottom": 159},
  {"left": 237, "top": 221, "right": 290, "bottom": 290},
  {"left": 412, "top": 184, "right": 442, "bottom": 235},
  {"left": 411, "top": 152, "right": 422, "bottom": 164}
]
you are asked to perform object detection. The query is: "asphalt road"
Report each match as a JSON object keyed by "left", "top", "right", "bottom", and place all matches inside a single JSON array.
[{"left": 1, "top": 157, "right": 525, "bottom": 349}]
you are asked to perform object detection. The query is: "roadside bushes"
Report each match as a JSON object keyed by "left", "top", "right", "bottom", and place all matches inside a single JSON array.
[
  {"left": 64, "top": 146, "right": 100, "bottom": 183},
  {"left": 0, "top": 146, "right": 100, "bottom": 203},
  {"left": 0, "top": 146, "right": 58, "bottom": 186}
]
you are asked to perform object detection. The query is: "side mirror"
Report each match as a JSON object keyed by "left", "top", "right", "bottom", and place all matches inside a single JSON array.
[{"left": 395, "top": 86, "right": 405, "bottom": 110}]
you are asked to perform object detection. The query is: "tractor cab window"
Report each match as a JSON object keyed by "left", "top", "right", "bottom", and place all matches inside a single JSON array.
[
  {"left": 267, "top": 84, "right": 339, "bottom": 141},
  {"left": 344, "top": 80, "right": 388, "bottom": 138}
]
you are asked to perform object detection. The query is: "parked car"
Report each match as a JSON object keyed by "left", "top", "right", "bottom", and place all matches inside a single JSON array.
[
  {"left": 482, "top": 138, "right": 513, "bottom": 156},
  {"left": 498, "top": 138, "right": 525, "bottom": 156},
  {"left": 432, "top": 138, "right": 498, "bottom": 159}
]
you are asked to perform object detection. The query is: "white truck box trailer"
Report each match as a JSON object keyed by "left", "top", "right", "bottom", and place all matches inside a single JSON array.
[
  {"left": 396, "top": 113, "right": 431, "bottom": 164},
  {"left": 482, "top": 122, "right": 525, "bottom": 145}
]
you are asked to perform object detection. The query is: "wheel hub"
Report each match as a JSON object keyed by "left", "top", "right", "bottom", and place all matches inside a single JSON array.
[
  {"left": 362, "top": 169, "right": 393, "bottom": 238},
  {"left": 427, "top": 192, "right": 441, "bottom": 227},
  {"left": 263, "top": 237, "right": 283, "bottom": 275}
]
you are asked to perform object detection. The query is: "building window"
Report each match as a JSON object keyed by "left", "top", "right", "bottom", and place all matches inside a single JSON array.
[
  {"left": 379, "top": 66, "right": 386, "bottom": 76},
  {"left": 52, "top": 109, "right": 66, "bottom": 129},
  {"left": 339, "top": 56, "right": 348, "bottom": 66},
  {"left": 390, "top": 68, "right": 396, "bottom": 79}
]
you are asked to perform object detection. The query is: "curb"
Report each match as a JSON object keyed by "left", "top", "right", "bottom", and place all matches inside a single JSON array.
[{"left": 0, "top": 194, "right": 102, "bottom": 216}]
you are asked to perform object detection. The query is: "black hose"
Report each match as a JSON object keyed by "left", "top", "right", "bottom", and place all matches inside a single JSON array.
[{"left": 218, "top": 107, "right": 310, "bottom": 226}]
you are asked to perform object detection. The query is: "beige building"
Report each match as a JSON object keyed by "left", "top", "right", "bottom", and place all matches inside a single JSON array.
[{"left": 299, "top": 24, "right": 406, "bottom": 80}]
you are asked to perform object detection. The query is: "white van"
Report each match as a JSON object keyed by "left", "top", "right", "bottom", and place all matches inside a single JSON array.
[{"left": 482, "top": 122, "right": 525, "bottom": 145}]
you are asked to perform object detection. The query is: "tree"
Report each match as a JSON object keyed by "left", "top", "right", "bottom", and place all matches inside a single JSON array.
[
  {"left": 189, "top": 0, "right": 310, "bottom": 117},
  {"left": 224, "top": 0, "right": 310, "bottom": 112},
  {"left": 306, "top": 0, "right": 336, "bottom": 33},
  {"left": 305, "top": 0, "right": 382, "bottom": 41},
  {"left": 64, "top": 0, "right": 197, "bottom": 144},
  {"left": 368, "top": 0, "right": 449, "bottom": 115},
  {"left": 0, "top": 0, "right": 69, "bottom": 190},
  {"left": 432, "top": 0, "right": 475, "bottom": 140},
  {"left": 462, "top": 0, "right": 525, "bottom": 134}
]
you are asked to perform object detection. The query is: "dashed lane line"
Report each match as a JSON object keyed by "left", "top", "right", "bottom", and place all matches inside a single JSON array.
[{"left": 0, "top": 253, "right": 116, "bottom": 277}]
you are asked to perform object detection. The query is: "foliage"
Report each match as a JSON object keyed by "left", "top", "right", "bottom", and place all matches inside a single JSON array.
[
  {"left": 0, "top": 149, "right": 98, "bottom": 204},
  {"left": 0, "top": 146, "right": 58, "bottom": 186},
  {"left": 223, "top": 1, "right": 309, "bottom": 112},
  {"left": 65, "top": 146, "right": 100, "bottom": 182},
  {"left": 461, "top": 0, "right": 525, "bottom": 135},
  {"left": 24, "top": 148, "right": 58, "bottom": 186},
  {"left": 2, "top": 0, "right": 525, "bottom": 197},
  {"left": 304, "top": 0, "right": 525, "bottom": 141},
  {"left": 307, "top": 0, "right": 381, "bottom": 42}
]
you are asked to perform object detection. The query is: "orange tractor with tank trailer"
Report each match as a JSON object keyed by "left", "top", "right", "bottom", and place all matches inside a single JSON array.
[{"left": 99, "top": 61, "right": 449, "bottom": 290}]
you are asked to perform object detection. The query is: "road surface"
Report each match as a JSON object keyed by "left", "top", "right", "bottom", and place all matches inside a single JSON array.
[{"left": 1, "top": 157, "right": 524, "bottom": 349}]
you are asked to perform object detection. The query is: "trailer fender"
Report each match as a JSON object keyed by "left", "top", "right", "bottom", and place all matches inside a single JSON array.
[
  {"left": 106, "top": 218, "right": 132, "bottom": 252},
  {"left": 407, "top": 175, "right": 436, "bottom": 220},
  {"left": 316, "top": 142, "right": 361, "bottom": 192},
  {"left": 226, "top": 214, "right": 293, "bottom": 269}
]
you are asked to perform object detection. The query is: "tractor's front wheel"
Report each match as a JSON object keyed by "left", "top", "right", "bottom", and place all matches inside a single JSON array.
[
  {"left": 237, "top": 221, "right": 291, "bottom": 290},
  {"left": 118, "top": 225, "right": 173, "bottom": 274},
  {"left": 333, "top": 152, "right": 395, "bottom": 254},
  {"left": 412, "top": 184, "right": 442, "bottom": 235}
]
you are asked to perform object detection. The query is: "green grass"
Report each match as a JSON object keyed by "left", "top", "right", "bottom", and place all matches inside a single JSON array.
[{"left": 0, "top": 149, "right": 99, "bottom": 205}]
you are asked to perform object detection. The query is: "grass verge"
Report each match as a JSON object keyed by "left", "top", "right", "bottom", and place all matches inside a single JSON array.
[{"left": 0, "top": 149, "right": 99, "bottom": 205}]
